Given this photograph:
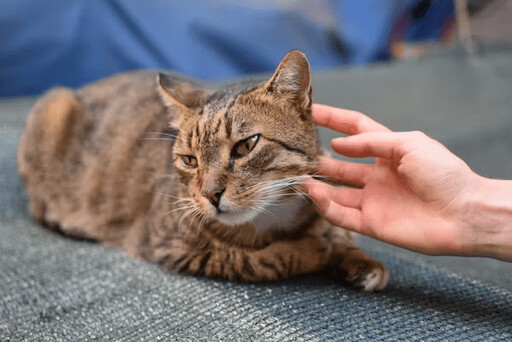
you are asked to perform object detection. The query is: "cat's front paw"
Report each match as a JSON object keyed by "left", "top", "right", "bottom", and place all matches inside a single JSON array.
[
  {"left": 331, "top": 253, "right": 389, "bottom": 292},
  {"left": 355, "top": 259, "right": 389, "bottom": 292}
]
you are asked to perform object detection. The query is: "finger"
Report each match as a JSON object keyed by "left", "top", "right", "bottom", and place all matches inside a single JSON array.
[
  {"left": 314, "top": 156, "right": 373, "bottom": 186},
  {"left": 306, "top": 180, "right": 362, "bottom": 231},
  {"left": 304, "top": 178, "right": 362, "bottom": 209},
  {"left": 312, "top": 104, "right": 390, "bottom": 135},
  {"left": 331, "top": 131, "right": 413, "bottom": 160}
]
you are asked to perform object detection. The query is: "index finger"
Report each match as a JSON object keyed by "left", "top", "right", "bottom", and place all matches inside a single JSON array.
[{"left": 313, "top": 104, "right": 390, "bottom": 135}]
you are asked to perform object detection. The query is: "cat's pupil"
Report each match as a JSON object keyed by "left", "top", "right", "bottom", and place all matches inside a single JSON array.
[
  {"left": 180, "top": 155, "right": 197, "bottom": 168},
  {"left": 234, "top": 134, "right": 259, "bottom": 158}
]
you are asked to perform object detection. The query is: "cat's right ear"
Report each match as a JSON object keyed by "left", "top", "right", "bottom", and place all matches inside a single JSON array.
[
  {"left": 157, "top": 73, "right": 207, "bottom": 126},
  {"left": 158, "top": 72, "right": 209, "bottom": 109}
]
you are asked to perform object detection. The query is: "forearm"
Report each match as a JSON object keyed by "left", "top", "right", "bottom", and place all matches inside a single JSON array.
[{"left": 463, "top": 177, "right": 512, "bottom": 261}]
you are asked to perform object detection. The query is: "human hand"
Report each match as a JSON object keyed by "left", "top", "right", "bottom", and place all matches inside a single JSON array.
[{"left": 305, "top": 104, "right": 481, "bottom": 256}]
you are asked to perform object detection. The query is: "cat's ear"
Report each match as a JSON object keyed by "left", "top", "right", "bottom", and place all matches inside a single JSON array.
[
  {"left": 263, "top": 50, "right": 312, "bottom": 110},
  {"left": 157, "top": 73, "right": 207, "bottom": 110},
  {"left": 157, "top": 73, "right": 209, "bottom": 128}
]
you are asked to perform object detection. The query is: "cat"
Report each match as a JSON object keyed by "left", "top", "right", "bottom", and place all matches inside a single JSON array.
[{"left": 17, "top": 50, "right": 388, "bottom": 291}]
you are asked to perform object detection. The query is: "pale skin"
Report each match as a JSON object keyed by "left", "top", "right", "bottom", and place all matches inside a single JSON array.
[{"left": 305, "top": 104, "right": 512, "bottom": 262}]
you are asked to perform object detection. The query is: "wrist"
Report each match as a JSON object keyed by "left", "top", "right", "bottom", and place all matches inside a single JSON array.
[{"left": 462, "top": 176, "right": 512, "bottom": 261}]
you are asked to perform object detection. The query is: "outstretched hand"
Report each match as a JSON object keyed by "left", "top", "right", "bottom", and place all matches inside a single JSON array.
[{"left": 305, "top": 104, "right": 480, "bottom": 256}]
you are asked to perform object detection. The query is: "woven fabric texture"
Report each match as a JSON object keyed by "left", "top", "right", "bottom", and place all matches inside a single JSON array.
[{"left": 1, "top": 98, "right": 511, "bottom": 341}]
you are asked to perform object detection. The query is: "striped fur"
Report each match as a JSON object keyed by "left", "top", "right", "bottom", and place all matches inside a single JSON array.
[{"left": 17, "top": 51, "right": 388, "bottom": 291}]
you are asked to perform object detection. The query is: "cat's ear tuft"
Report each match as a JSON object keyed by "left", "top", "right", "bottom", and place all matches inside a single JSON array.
[
  {"left": 264, "top": 50, "right": 312, "bottom": 109},
  {"left": 157, "top": 73, "right": 206, "bottom": 109}
]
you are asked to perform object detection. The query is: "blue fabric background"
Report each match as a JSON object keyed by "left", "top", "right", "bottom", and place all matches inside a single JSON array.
[{"left": 0, "top": 0, "right": 453, "bottom": 96}]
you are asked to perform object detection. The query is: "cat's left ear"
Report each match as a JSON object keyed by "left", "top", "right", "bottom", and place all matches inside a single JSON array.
[{"left": 263, "top": 50, "right": 312, "bottom": 110}]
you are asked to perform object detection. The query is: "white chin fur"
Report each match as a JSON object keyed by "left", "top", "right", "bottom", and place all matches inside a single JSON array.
[
  {"left": 214, "top": 196, "right": 307, "bottom": 230},
  {"left": 215, "top": 209, "right": 259, "bottom": 226}
]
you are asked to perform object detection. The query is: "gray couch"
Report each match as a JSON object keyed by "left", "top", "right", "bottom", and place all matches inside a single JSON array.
[{"left": 1, "top": 43, "right": 511, "bottom": 341}]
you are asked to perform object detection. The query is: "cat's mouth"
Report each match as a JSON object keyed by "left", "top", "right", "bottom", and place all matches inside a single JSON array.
[{"left": 208, "top": 193, "right": 308, "bottom": 230}]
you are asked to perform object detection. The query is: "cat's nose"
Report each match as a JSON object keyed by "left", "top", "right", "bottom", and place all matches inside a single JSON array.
[{"left": 203, "top": 187, "right": 225, "bottom": 208}]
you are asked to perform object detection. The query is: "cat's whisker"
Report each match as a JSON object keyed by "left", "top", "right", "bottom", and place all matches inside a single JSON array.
[
  {"left": 191, "top": 210, "right": 207, "bottom": 237},
  {"left": 259, "top": 175, "right": 327, "bottom": 192},
  {"left": 170, "top": 198, "right": 194, "bottom": 205},
  {"left": 142, "top": 137, "right": 188, "bottom": 145},
  {"left": 162, "top": 195, "right": 195, "bottom": 211},
  {"left": 171, "top": 199, "right": 193, "bottom": 206},
  {"left": 166, "top": 197, "right": 194, "bottom": 206},
  {"left": 145, "top": 132, "right": 183, "bottom": 141},
  {"left": 143, "top": 137, "right": 175, "bottom": 141},
  {"left": 164, "top": 204, "right": 196, "bottom": 215},
  {"left": 257, "top": 182, "right": 303, "bottom": 193},
  {"left": 255, "top": 196, "right": 294, "bottom": 210},
  {"left": 178, "top": 207, "right": 199, "bottom": 227},
  {"left": 146, "top": 131, "right": 179, "bottom": 138},
  {"left": 155, "top": 192, "right": 180, "bottom": 198},
  {"left": 256, "top": 193, "right": 288, "bottom": 202},
  {"left": 144, "top": 131, "right": 188, "bottom": 144},
  {"left": 196, "top": 213, "right": 208, "bottom": 238},
  {"left": 164, "top": 200, "right": 196, "bottom": 215},
  {"left": 251, "top": 202, "right": 274, "bottom": 216},
  {"left": 244, "top": 176, "right": 301, "bottom": 189},
  {"left": 255, "top": 183, "right": 312, "bottom": 207},
  {"left": 155, "top": 192, "right": 192, "bottom": 202},
  {"left": 239, "top": 175, "right": 312, "bottom": 194},
  {"left": 190, "top": 209, "right": 202, "bottom": 224}
]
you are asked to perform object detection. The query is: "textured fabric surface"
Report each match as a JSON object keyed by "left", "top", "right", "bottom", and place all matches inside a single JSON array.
[
  {"left": 1, "top": 217, "right": 511, "bottom": 341},
  {"left": 2, "top": 46, "right": 512, "bottom": 340}
]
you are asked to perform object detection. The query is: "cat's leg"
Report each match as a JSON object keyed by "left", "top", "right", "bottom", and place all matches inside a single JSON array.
[
  {"left": 325, "top": 225, "right": 389, "bottom": 292},
  {"left": 154, "top": 233, "right": 333, "bottom": 283}
]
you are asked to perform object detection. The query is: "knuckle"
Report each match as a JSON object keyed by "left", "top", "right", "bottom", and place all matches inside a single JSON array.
[
  {"left": 354, "top": 116, "right": 365, "bottom": 133},
  {"left": 332, "top": 210, "right": 346, "bottom": 228},
  {"left": 334, "top": 162, "right": 346, "bottom": 178},
  {"left": 409, "top": 130, "right": 427, "bottom": 140},
  {"left": 348, "top": 109, "right": 364, "bottom": 118}
]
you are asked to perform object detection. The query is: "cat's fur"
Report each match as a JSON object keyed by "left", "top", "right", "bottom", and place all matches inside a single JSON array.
[{"left": 17, "top": 51, "right": 388, "bottom": 291}]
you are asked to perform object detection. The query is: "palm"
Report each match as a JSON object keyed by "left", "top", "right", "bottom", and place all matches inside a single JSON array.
[{"left": 358, "top": 155, "right": 471, "bottom": 254}]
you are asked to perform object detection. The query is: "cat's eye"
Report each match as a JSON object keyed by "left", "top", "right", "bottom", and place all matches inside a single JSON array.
[
  {"left": 233, "top": 134, "right": 260, "bottom": 158},
  {"left": 180, "top": 155, "right": 198, "bottom": 168}
]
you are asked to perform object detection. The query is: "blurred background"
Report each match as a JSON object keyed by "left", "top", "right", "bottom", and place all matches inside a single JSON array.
[
  {"left": 2, "top": 0, "right": 506, "bottom": 96},
  {"left": 1, "top": 0, "right": 511, "bottom": 288}
]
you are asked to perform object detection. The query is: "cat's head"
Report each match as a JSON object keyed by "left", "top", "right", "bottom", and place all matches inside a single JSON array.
[{"left": 158, "top": 50, "right": 318, "bottom": 227}]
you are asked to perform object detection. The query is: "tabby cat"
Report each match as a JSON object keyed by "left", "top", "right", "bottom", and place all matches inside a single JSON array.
[{"left": 18, "top": 51, "right": 388, "bottom": 291}]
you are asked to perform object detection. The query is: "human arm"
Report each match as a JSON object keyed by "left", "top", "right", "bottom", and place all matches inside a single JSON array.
[
  {"left": 304, "top": 104, "right": 512, "bottom": 261},
  {"left": 464, "top": 177, "right": 512, "bottom": 261}
]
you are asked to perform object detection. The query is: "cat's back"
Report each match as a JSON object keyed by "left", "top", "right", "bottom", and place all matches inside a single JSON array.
[
  {"left": 17, "top": 70, "right": 176, "bottom": 241},
  {"left": 18, "top": 70, "right": 164, "bottom": 162}
]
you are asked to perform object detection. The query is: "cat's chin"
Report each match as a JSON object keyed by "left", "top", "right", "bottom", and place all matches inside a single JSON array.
[
  {"left": 214, "top": 209, "right": 259, "bottom": 227},
  {"left": 213, "top": 196, "right": 309, "bottom": 230}
]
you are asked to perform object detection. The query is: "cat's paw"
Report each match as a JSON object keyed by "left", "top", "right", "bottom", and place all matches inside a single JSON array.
[
  {"left": 332, "top": 254, "right": 389, "bottom": 292},
  {"left": 356, "top": 260, "right": 389, "bottom": 292}
]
